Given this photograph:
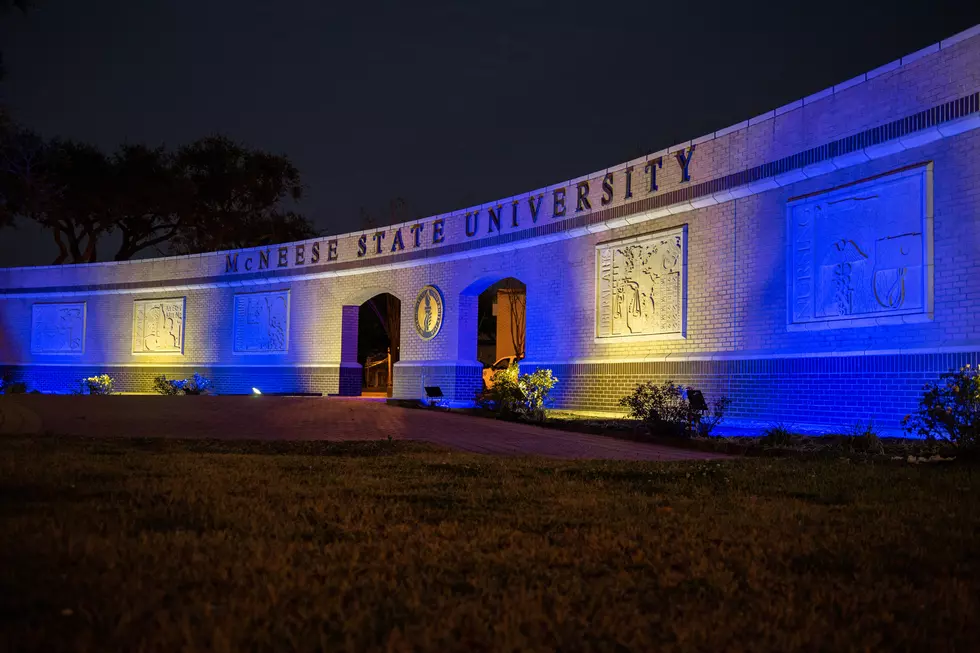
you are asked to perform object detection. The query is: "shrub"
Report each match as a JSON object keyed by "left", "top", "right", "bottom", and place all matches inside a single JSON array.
[
  {"left": 478, "top": 364, "right": 558, "bottom": 423},
  {"left": 763, "top": 424, "right": 794, "bottom": 447},
  {"left": 695, "top": 396, "right": 733, "bottom": 437},
  {"left": 153, "top": 375, "right": 182, "bottom": 396},
  {"left": 0, "top": 371, "right": 28, "bottom": 394},
  {"left": 619, "top": 381, "right": 730, "bottom": 437},
  {"left": 903, "top": 365, "right": 980, "bottom": 449},
  {"left": 153, "top": 373, "right": 213, "bottom": 396},
  {"left": 517, "top": 368, "right": 559, "bottom": 423},
  {"left": 842, "top": 421, "right": 884, "bottom": 455},
  {"left": 78, "top": 374, "right": 114, "bottom": 395}
]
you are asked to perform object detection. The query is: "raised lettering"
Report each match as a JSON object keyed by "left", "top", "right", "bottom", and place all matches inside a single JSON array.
[
  {"left": 624, "top": 166, "right": 633, "bottom": 200},
  {"left": 410, "top": 223, "right": 424, "bottom": 247},
  {"left": 225, "top": 253, "right": 239, "bottom": 273},
  {"left": 528, "top": 194, "right": 543, "bottom": 223},
  {"left": 295, "top": 244, "right": 305, "bottom": 265},
  {"left": 311, "top": 241, "right": 321, "bottom": 263},
  {"left": 327, "top": 240, "right": 338, "bottom": 261},
  {"left": 675, "top": 145, "right": 695, "bottom": 183},
  {"left": 391, "top": 228, "right": 405, "bottom": 252},
  {"left": 357, "top": 235, "right": 367, "bottom": 257},
  {"left": 645, "top": 157, "right": 663, "bottom": 193},
  {"left": 372, "top": 231, "right": 385, "bottom": 254},
  {"left": 601, "top": 173, "right": 614, "bottom": 205},
  {"left": 278, "top": 247, "right": 288, "bottom": 268},
  {"left": 488, "top": 206, "right": 502, "bottom": 233},
  {"left": 259, "top": 250, "right": 271, "bottom": 270},
  {"left": 433, "top": 218, "right": 445, "bottom": 243},
  {"left": 553, "top": 188, "right": 566, "bottom": 218},
  {"left": 576, "top": 181, "right": 591, "bottom": 212},
  {"left": 465, "top": 211, "right": 479, "bottom": 237},
  {"left": 245, "top": 256, "right": 253, "bottom": 271}
]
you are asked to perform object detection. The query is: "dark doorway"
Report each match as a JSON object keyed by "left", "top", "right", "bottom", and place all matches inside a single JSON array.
[{"left": 357, "top": 293, "right": 401, "bottom": 397}]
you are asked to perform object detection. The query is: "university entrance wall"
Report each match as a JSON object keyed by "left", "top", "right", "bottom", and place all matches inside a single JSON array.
[{"left": 2, "top": 25, "right": 980, "bottom": 433}]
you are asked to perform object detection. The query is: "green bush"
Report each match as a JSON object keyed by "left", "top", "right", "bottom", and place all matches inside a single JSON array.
[
  {"left": 479, "top": 364, "right": 558, "bottom": 423},
  {"left": 903, "top": 365, "right": 980, "bottom": 449},
  {"left": 78, "top": 374, "right": 114, "bottom": 395},
  {"left": 517, "top": 368, "right": 559, "bottom": 423},
  {"left": 153, "top": 373, "right": 213, "bottom": 396},
  {"left": 153, "top": 375, "right": 182, "bottom": 396},
  {"left": 619, "top": 381, "right": 730, "bottom": 437}
]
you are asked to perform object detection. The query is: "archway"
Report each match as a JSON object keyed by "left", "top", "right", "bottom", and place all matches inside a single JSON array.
[
  {"left": 358, "top": 293, "right": 401, "bottom": 397},
  {"left": 338, "top": 288, "right": 403, "bottom": 397},
  {"left": 462, "top": 276, "right": 527, "bottom": 389}
]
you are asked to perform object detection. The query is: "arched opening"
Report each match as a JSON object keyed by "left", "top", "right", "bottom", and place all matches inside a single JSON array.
[
  {"left": 473, "top": 277, "right": 526, "bottom": 388},
  {"left": 357, "top": 292, "right": 401, "bottom": 397}
]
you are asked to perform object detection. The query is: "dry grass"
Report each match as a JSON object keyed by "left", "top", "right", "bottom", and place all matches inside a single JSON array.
[{"left": 1, "top": 435, "right": 979, "bottom": 652}]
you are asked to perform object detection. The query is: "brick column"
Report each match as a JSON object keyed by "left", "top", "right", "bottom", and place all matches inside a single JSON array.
[{"left": 338, "top": 305, "right": 362, "bottom": 396}]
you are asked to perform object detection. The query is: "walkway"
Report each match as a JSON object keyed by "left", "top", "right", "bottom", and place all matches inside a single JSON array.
[{"left": 0, "top": 395, "right": 728, "bottom": 461}]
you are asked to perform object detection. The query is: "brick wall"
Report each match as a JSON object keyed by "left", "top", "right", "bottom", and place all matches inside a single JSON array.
[{"left": 1, "top": 27, "right": 979, "bottom": 433}]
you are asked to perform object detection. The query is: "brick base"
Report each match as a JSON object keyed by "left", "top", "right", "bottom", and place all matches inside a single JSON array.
[
  {"left": 392, "top": 361, "right": 485, "bottom": 406},
  {"left": 2, "top": 365, "right": 345, "bottom": 396},
  {"left": 5, "top": 350, "right": 974, "bottom": 433},
  {"left": 521, "top": 351, "right": 979, "bottom": 433}
]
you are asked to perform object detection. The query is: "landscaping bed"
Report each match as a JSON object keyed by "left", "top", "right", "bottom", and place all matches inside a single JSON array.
[
  {"left": 542, "top": 410, "right": 962, "bottom": 459},
  {"left": 1, "top": 435, "right": 978, "bottom": 651}
]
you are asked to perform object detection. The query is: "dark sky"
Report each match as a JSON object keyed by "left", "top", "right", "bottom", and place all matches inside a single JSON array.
[{"left": 1, "top": 0, "right": 978, "bottom": 267}]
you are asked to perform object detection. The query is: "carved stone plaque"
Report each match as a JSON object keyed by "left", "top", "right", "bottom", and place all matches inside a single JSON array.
[
  {"left": 132, "top": 297, "right": 185, "bottom": 354},
  {"left": 31, "top": 302, "right": 85, "bottom": 354},
  {"left": 233, "top": 290, "right": 290, "bottom": 353},
  {"left": 595, "top": 225, "right": 687, "bottom": 341},
  {"left": 788, "top": 166, "right": 933, "bottom": 328}
]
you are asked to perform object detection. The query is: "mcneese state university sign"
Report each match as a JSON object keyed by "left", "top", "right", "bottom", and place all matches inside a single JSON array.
[
  {"left": 2, "top": 24, "right": 980, "bottom": 433},
  {"left": 223, "top": 147, "right": 697, "bottom": 274}
]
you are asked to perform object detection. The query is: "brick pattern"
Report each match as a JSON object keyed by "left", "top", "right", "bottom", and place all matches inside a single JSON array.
[
  {"left": 530, "top": 351, "right": 980, "bottom": 432},
  {"left": 0, "top": 364, "right": 345, "bottom": 395},
  {"left": 1, "top": 32, "right": 979, "bottom": 433}
]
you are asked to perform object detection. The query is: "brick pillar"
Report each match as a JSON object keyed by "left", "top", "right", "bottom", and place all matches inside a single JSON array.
[
  {"left": 338, "top": 305, "right": 362, "bottom": 396},
  {"left": 455, "top": 293, "right": 478, "bottom": 361}
]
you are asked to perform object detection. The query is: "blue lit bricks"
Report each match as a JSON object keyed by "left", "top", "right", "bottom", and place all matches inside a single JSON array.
[{"left": 0, "top": 27, "right": 979, "bottom": 432}]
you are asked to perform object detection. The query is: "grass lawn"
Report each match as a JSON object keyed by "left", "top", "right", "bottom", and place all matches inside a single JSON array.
[{"left": 1, "top": 436, "right": 979, "bottom": 652}]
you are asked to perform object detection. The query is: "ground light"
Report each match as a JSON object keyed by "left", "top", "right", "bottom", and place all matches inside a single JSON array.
[{"left": 252, "top": 387, "right": 262, "bottom": 395}]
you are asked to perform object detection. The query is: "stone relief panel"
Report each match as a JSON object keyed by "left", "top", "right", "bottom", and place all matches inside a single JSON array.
[
  {"left": 788, "top": 166, "right": 933, "bottom": 329},
  {"left": 595, "top": 225, "right": 687, "bottom": 341},
  {"left": 132, "top": 297, "right": 185, "bottom": 354},
  {"left": 233, "top": 290, "right": 290, "bottom": 353},
  {"left": 31, "top": 302, "right": 85, "bottom": 354}
]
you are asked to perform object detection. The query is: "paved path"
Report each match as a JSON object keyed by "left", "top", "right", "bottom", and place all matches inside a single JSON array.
[{"left": 0, "top": 395, "right": 728, "bottom": 461}]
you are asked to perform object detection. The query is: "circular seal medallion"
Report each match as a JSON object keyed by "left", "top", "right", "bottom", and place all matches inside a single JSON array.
[{"left": 414, "top": 284, "right": 444, "bottom": 341}]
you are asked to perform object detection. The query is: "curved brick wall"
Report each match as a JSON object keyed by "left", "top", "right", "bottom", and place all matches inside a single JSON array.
[{"left": 2, "top": 24, "right": 979, "bottom": 433}]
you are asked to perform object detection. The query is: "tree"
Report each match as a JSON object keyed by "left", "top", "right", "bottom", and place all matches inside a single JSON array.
[
  {"left": 0, "top": 109, "right": 44, "bottom": 229},
  {"left": 29, "top": 139, "right": 115, "bottom": 263},
  {"left": 168, "top": 135, "right": 317, "bottom": 254},
  {"left": 4, "top": 129, "right": 317, "bottom": 263},
  {"left": 110, "top": 144, "right": 190, "bottom": 261}
]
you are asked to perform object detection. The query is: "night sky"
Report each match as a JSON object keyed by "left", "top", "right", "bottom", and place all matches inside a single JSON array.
[{"left": 1, "top": 0, "right": 978, "bottom": 267}]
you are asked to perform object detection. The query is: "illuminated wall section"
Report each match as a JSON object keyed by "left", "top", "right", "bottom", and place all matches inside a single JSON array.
[{"left": 1, "top": 24, "right": 979, "bottom": 433}]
